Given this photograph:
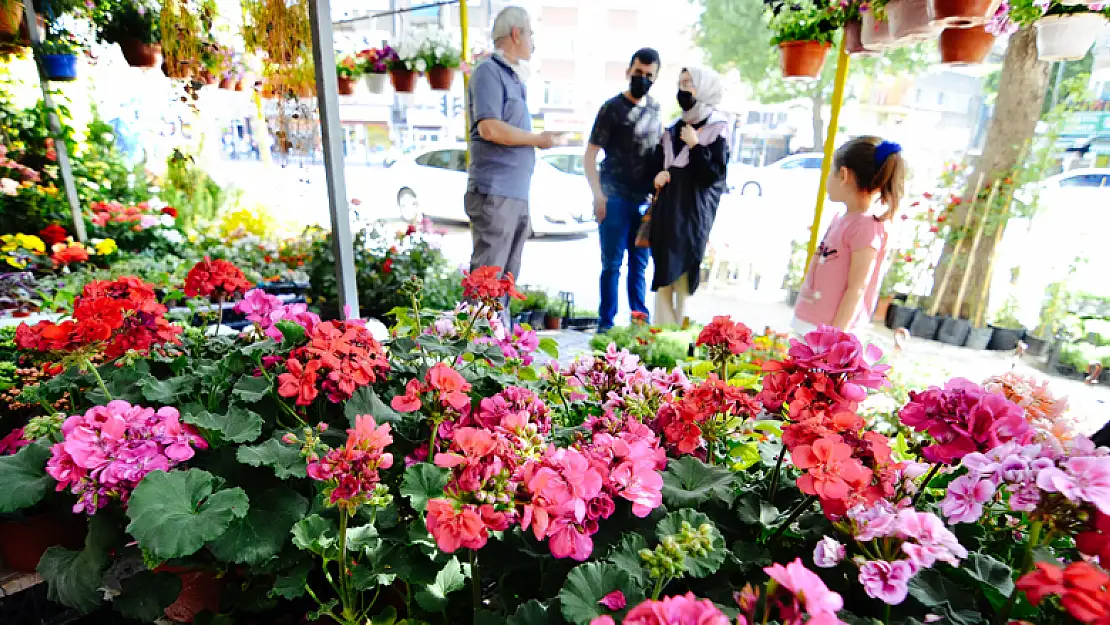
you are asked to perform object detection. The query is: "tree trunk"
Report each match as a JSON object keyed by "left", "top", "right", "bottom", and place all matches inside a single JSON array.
[
  {"left": 928, "top": 27, "right": 1049, "bottom": 320},
  {"left": 810, "top": 85, "right": 825, "bottom": 152}
]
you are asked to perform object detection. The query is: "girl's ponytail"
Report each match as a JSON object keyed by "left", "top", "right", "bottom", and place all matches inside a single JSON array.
[{"left": 834, "top": 137, "right": 907, "bottom": 222}]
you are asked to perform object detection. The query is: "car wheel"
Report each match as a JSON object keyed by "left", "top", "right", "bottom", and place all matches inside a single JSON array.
[
  {"left": 397, "top": 188, "right": 420, "bottom": 222},
  {"left": 741, "top": 182, "right": 762, "bottom": 197}
]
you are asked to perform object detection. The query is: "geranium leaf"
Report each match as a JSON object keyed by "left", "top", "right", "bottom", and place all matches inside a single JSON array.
[
  {"left": 115, "top": 571, "right": 182, "bottom": 621},
  {"left": 908, "top": 568, "right": 977, "bottom": 612},
  {"left": 346, "top": 387, "right": 401, "bottom": 425},
  {"left": 730, "top": 541, "right": 772, "bottom": 575},
  {"left": 0, "top": 440, "right": 52, "bottom": 513},
  {"left": 476, "top": 610, "right": 506, "bottom": 625},
  {"left": 661, "top": 456, "right": 738, "bottom": 508},
  {"left": 538, "top": 337, "right": 559, "bottom": 359},
  {"left": 559, "top": 562, "right": 642, "bottom": 625},
  {"left": 38, "top": 513, "right": 118, "bottom": 613},
  {"left": 401, "top": 463, "right": 449, "bottom": 513},
  {"left": 208, "top": 488, "right": 308, "bottom": 565},
  {"left": 346, "top": 523, "right": 380, "bottom": 553},
  {"left": 605, "top": 533, "right": 648, "bottom": 587},
  {"left": 237, "top": 437, "right": 307, "bottom": 479},
  {"left": 140, "top": 375, "right": 197, "bottom": 404},
  {"left": 184, "top": 406, "right": 263, "bottom": 444},
  {"left": 414, "top": 557, "right": 467, "bottom": 612},
  {"left": 656, "top": 510, "right": 726, "bottom": 578},
  {"left": 276, "top": 321, "right": 307, "bottom": 348},
  {"left": 232, "top": 375, "right": 272, "bottom": 403},
  {"left": 960, "top": 553, "right": 1014, "bottom": 612},
  {"left": 291, "top": 514, "right": 338, "bottom": 558},
  {"left": 509, "top": 599, "right": 561, "bottom": 625},
  {"left": 308, "top": 598, "right": 339, "bottom": 622},
  {"left": 126, "top": 469, "right": 249, "bottom": 560},
  {"left": 270, "top": 561, "right": 313, "bottom": 599}
]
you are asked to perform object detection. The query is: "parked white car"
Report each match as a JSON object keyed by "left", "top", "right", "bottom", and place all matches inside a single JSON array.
[
  {"left": 728, "top": 152, "right": 824, "bottom": 198},
  {"left": 380, "top": 144, "right": 595, "bottom": 236},
  {"left": 540, "top": 147, "right": 587, "bottom": 177}
]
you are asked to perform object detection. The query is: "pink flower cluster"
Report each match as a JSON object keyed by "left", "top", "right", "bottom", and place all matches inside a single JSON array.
[
  {"left": 983, "top": 372, "right": 1076, "bottom": 444},
  {"left": 758, "top": 558, "right": 846, "bottom": 625},
  {"left": 590, "top": 593, "right": 730, "bottom": 625},
  {"left": 560, "top": 344, "right": 644, "bottom": 401},
  {"left": 46, "top": 401, "right": 208, "bottom": 514},
  {"left": 899, "top": 378, "right": 1031, "bottom": 464},
  {"left": 306, "top": 415, "right": 394, "bottom": 509},
  {"left": 784, "top": 325, "right": 889, "bottom": 394},
  {"left": 429, "top": 303, "right": 540, "bottom": 365},
  {"left": 235, "top": 288, "right": 322, "bottom": 341}
]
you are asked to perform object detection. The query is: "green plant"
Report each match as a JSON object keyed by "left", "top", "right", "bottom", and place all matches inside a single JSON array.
[
  {"left": 39, "top": 28, "right": 82, "bottom": 55},
  {"left": 1004, "top": 0, "right": 1110, "bottom": 27},
  {"left": 768, "top": 2, "right": 841, "bottom": 45},
  {"left": 590, "top": 323, "right": 694, "bottom": 369},
  {"left": 161, "top": 147, "right": 230, "bottom": 228},
  {"left": 510, "top": 288, "right": 549, "bottom": 315},
  {"left": 991, "top": 295, "right": 1023, "bottom": 329},
  {"left": 336, "top": 54, "right": 361, "bottom": 79},
  {"left": 783, "top": 238, "right": 807, "bottom": 290},
  {"left": 92, "top": 0, "right": 161, "bottom": 45}
]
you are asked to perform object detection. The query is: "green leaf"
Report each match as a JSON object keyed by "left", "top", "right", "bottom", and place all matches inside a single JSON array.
[
  {"left": 476, "top": 610, "right": 507, "bottom": 625},
  {"left": 961, "top": 553, "right": 1015, "bottom": 612},
  {"left": 307, "top": 598, "right": 339, "bottom": 622},
  {"left": 414, "top": 557, "right": 467, "bottom": 612},
  {"left": 0, "top": 440, "right": 52, "bottom": 513},
  {"left": 559, "top": 562, "right": 642, "bottom": 625},
  {"left": 538, "top": 337, "right": 559, "bottom": 359},
  {"left": 661, "top": 456, "right": 738, "bottom": 508},
  {"left": 656, "top": 509, "right": 726, "bottom": 578},
  {"left": 605, "top": 533, "right": 648, "bottom": 587},
  {"left": 115, "top": 571, "right": 182, "bottom": 621},
  {"left": 346, "top": 524, "right": 380, "bottom": 553},
  {"left": 730, "top": 541, "right": 772, "bottom": 574},
  {"left": 908, "top": 569, "right": 979, "bottom": 621},
  {"left": 276, "top": 320, "right": 308, "bottom": 348},
  {"left": 270, "top": 561, "right": 313, "bottom": 599},
  {"left": 232, "top": 375, "right": 272, "bottom": 403},
  {"left": 184, "top": 405, "right": 263, "bottom": 444},
  {"left": 509, "top": 600, "right": 561, "bottom": 625},
  {"left": 38, "top": 513, "right": 118, "bottom": 613},
  {"left": 401, "top": 463, "right": 449, "bottom": 513},
  {"left": 345, "top": 386, "right": 402, "bottom": 425},
  {"left": 140, "top": 375, "right": 197, "bottom": 404},
  {"left": 208, "top": 488, "right": 308, "bottom": 565},
  {"left": 126, "top": 469, "right": 250, "bottom": 560},
  {"left": 237, "top": 437, "right": 307, "bottom": 479},
  {"left": 291, "top": 514, "right": 338, "bottom": 558}
]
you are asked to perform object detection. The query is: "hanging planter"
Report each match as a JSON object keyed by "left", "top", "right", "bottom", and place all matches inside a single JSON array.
[
  {"left": 337, "top": 75, "right": 356, "bottom": 95},
  {"left": 218, "top": 75, "right": 235, "bottom": 89},
  {"left": 390, "top": 68, "right": 416, "bottom": 93},
  {"left": 119, "top": 38, "right": 161, "bottom": 68},
  {"left": 939, "top": 25, "right": 996, "bottom": 63},
  {"left": 336, "top": 54, "right": 360, "bottom": 95},
  {"left": 778, "top": 41, "right": 832, "bottom": 79},
  {"left": 42, "top": 53, "right": 79, "bottom": 80},
  {"left": 844, "top": 19, "right": 876, "bottom": 55},
  {"left": 861, "top": 11, "right": 896, "bottom": 49},
  {"left": 427, "top": 65, "right": 455, "bottom": 90},
  {"left": 887, "top": 0, "right": 937, "bottom": 41},
  {"left": 930, "top": 0, "right": 1000, "bottom": 26},
  {"left": 1, "top": 2, "right": 23, "bottom": 39},
  {"left": 364, "top": 71, "right": 387, "bottom": 93},
  {"left": 1035, "top": 13, "right": 1108, "bottom": 61}
]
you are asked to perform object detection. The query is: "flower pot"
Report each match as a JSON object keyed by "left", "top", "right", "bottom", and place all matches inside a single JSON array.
[
  {"left": 873, "top": 295, "right": 894, "bottom": 322},
  {"left": 909, "top": 312, "right": 942, "bottom": 340},
  {"left": 0, "top": 514, "right": 83, "bottom": 572},
  {"left": 1024, "top": 334, "right": 1050, "bottom": 358},
  {"left": 364, "top": 72, "right": 387, "bottom": 94},
  {"left": 529, "top": 309, "right": 545, "bottom": 328},
  {"left": 987, "top": 325, "right": 1025, "bottom": 351},
  {"left": 42, "top": 53, "right": 78, "bottom": 81},
  {"left": 0, "top": 2, "right": 22, "bottom": 39},
  {"left": 965, "top": 326, "right": 993, "bottom": 349},
  {"left": 119, "top": 39, "right": 161, "bottom": 68},
  {"left": 158, "top": 568, "right": 221, "bottom": 623},
  {"left": 337, "top": 75, "right": 357, "bottom": 95},
  {"left": 218, "top": 76, "right": 236, "bottom": 89},
  {"left": 427, "top": 65, "right": 455, "bottom": 91},
  {"left": 886, "top": 303, "right": 917, "bottom": 330},
  {"left": 939, "top": 26, "right": 995, "bottom": 64},
  {"left": 1035, "top": 13, "right": 1109, "bottom": 61},
  {"left": 544, "top": 314, "right": 562, "bottom": 330},
  {"left": 778, "top": 41, "right": 831, "bottom": 79},
  {"left": 844, "top": 19, "right": 877, "bottom": 55},
  {"left": 861, "top": 11, "right": 895, "bottom": 49},
  {"left": 936, "top": 316, "right": 971, "bottom": 345},
  {"left": 930, "top": 0, "right": 1000, "bottom": 26},
  {"left": 786, "top": 288, "right": 800, "bottom": 307},
  {"left": 887, "top": 0, "right": 937, "bottom": 41},
  {"left": 199, "top": 70, "right": 218, "bottom": 85},
  {"left": 390, "top": 68, "right": 416, "bottom": 93}
]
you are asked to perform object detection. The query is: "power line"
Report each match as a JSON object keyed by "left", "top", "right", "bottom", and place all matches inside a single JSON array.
[{"left": 333, "top": 0, "right": 459, "bottom": 26}]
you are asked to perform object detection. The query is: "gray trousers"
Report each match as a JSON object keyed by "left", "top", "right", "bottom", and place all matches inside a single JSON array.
[{"left": 465, "top": 191, "right": 531, "bottom": 325}]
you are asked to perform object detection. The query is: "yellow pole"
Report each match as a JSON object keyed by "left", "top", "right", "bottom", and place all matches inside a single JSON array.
[
  {"left": 460, "top": 0, "right": 470, "bottom": 167},
  {"left": 804, "top": 37, "right": 850, "bottom": 274}
]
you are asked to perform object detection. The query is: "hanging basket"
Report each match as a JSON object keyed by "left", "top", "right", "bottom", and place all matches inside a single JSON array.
[
  {"left": 390, "top": 68, "right": 416, "bottom": 93},
  {"left": 427, "top": 65, "right": 455, "bottom": 91},
  {"left": 778, "top": 41, "right": 832, "bottom": 79},
  {"left": 939, "top": 25, "right": 995, "bottom": 64},
  {"left": 844, "top": 19, "right": 876, "bottom": 55},
  {"left": 887, "top": 0, "right": 937, "bottom": 41},
  {"left": 364, "top": 71, "right": 387, "bottom": 93},
  {"left": 119, "top": 39, "right": 161, "bottom": 68},
  {"left": 861, "top": 11, "right": 895, "bottom": 49},
  {"left": 337, "top": 75, "right": 357, "bottom": 95},
  {"left": 0, "top": 2, "right": 22, "bottom": 39},
  {"left": 1035, "top": 13, "right": 1109, "bottom": 61},
  {"left": 42, "top": 53, "right": 78, "bottom": 81},
  {"left": 930, "top": 0, "right": 1000, "bottom": 27}
]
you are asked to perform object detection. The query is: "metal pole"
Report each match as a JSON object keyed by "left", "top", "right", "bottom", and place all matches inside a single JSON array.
[
  {"left": 23, "top": 0, "right": 86, "bottom": 242},
  {"left": 309, "top": 0, "right": 360, "bottom": 319},
  {"left": 803, "top": 37, "right": 849, "bottom": 274},
  {"left": 460, "top": 0, "right": 470, "bottom": 164}
]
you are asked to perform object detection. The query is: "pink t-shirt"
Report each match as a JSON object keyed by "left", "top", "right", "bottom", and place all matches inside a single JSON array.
[{"left": 794, "top": 212, "right": 888, "bottom": 331}]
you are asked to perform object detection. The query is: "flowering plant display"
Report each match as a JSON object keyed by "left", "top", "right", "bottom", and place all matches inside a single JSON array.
[
  {"left": 988, "top": 0, "right": 1110, "bottom": 32},
  {"left": 336, "top": 53, "right": 362, "bottom": 79},
  {"left": 357, "top": 44, "right": 398, "bottom": 74},
  {"left": 86, "top": 198, "right": 184, "bottom": 253}
]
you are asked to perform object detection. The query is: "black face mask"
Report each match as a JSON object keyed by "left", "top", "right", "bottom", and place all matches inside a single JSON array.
[
  {"left": 677, "top": 90, "right": 697, "bottom": 112},
  {"left": 629, "top": 75, "right": 653, "bottom": 99}
]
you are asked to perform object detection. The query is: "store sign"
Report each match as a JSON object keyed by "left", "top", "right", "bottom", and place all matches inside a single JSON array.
[{"left": 1062, "top": 111, "right": 1110, "bottom": 136}]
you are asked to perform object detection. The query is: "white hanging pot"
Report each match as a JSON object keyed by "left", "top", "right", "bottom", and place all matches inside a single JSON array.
[
  {"left": 861, "top": 10, "right": 895, "bottom": 49},
  {"left": 887, "top": 0, "right": 938, "bottom": 41},
  {"left": 1035, "top": 13, "right": 1109, "bottom": 61},
  {"left": 364, "top": 72, "right": 388, "bottom": 94},
  {"left": 1059, "top": 0, "right": 1105, "bottom": 6}
]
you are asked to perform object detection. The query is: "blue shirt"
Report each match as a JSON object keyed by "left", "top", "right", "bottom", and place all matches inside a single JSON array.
[{"left": 467, "top": 55, "right": 535, "bottom": 201}]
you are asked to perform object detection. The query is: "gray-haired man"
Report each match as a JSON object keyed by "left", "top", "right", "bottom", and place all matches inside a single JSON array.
[{"left": 466, "top": 6, "right": 560, "bottom": 288}]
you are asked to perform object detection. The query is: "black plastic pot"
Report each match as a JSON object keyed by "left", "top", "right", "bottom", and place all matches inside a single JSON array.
[
  {"left": 965, "top": 326, "right": 993, "bottom": 350},
  {"left": 528, "top": 310, "right": 545, "bottom": 328},
  {"left": 909, "top": 313, "right": 941, "bottom": 340},
  {"left": 1023, "top": 335, "right": 1050, "bottom": 358},
  {"left": 936, "top": 317, "right": 971, "bottom": 346},
  {"left": 786, "top": 289, "right": 800, "bottom": 307},
  {"left": 988, "top": 325, "right": 1026, "bottom": 351},
  {"left": 886, "top": 304, "right": 917, "bottom": 330}
]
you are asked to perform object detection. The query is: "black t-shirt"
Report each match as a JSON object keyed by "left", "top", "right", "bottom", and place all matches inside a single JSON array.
[{"left": 588, "top": 93, "right": 663, "bottom": 200}]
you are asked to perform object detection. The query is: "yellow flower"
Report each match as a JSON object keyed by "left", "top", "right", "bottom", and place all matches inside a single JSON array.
[
  {"left": 4, "top": 256, "right": 26, "bottom": 269},
  {"left": 16, "top": 234, "right": 45, "bottom": 254},
  {"left": 94, "top": 238, "right": 118, "bottom": 255}
]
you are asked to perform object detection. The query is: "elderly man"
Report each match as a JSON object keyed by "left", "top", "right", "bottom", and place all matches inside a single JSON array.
[{"left": 466, "top": 6, "right": 558, "bottom": 293}]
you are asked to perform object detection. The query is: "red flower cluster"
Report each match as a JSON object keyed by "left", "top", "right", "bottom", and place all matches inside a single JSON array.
[
  {"left": 307, "top": 415, "right": 394, "bottom": 510},
  {"left": 16, "top": 277, "right": 182, "bottom": 359},
  {"left": 696, "top": 315, "right": 753, "bottom": 356},
  {"left": 392, "top": 362, "right": 472, "bottom": 415},
  {"left": 161, "top": 206, "right": 179, "bottom": 218},
  {"left": 1079, "top": 512, "right": 1110, "bottom": 563},
  {"left": 462, "top": 265, "right": 524, "bottom": 303},
  {"left": 51, "top": 241, "right": 89, "bottom": 266},
  {"left": 277, "top": 321, "right": 390, "bottom": 406},
  {"left": 39, "top": 224, "right": 68, "bottom": 246},
  {"left": 1018, "top": 561, "right": 1110, "bottom": 624},
  {"left": 184, "top": 258, "right": 254, "bottom": 301},
  {"left": 654, "top": 375, "right": 761, "bottom": 456}
]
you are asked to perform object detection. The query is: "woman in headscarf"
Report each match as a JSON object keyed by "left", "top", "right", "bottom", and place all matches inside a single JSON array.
[{"left": 648, "top": 66, "right": 730, "bottom": 327}]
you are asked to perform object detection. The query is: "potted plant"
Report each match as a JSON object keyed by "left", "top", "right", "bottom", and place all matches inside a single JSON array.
[
  {"left": 1027, "top": 278, "right": 1072, "bottom": 358},
  {"left": 357, "top": 45, "right": 395, "bottom": 94},
  {"left": 544, "top": 299, "right": 564, "bottom": 330},
  {"left": 1, "top": 0, "right": 22, "bottom": 40},
  {"left": 938, "top": 25, "right": 995, "bottom": 64},
  {"left": 769, "top": 2, "right": 839, "bottom": 79},
  {"left": 39, "top": 27, "right": 82, "bottom": 81},
  {"left": 420, "top": 28, "right": 461, "bottom": 91},
  {"left": 993, "top": 0, "right": 1110, "bottom": 60},
  {"left": 94, "top": 0, "right": 162, "bottom": 68},
  {"left": 391, "top": 29, "right": 424, "bottom": 93},
  {"left": 879, "top": 0, "right": 937, "bottom": 40},
  {"left": 931, "top": 0, "right": 1001, "bottom": 26},
  {"left": 842, "top": 3, "right": 878, "bottom": 55},
  {"left": 335, "top": 53, "right": 360, "bottom": 95},
  {"left": 860, "top": 5, "right": 895, "bottom": 48},
  {"left": 987, "top": 295, "right": 1026, "bottom": 350}
]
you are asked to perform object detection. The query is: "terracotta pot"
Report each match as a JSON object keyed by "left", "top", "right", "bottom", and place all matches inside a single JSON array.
[
  {"left": 337, "top": 75, "right": 356, "bottom": 95},
  {"left": 930, "top": 0, "right": 1000, "bottom": 27},
  {"left": 427, "top": 65, "right": 455, "bottom": 91},
  {"left": 939, "top": 25, "right": 995, "bottom": 64},
  {"left": 199, "top": 70, "right": 218, "bottom": 85},
  {"left": 778, "top": 41, "right": 831, "bottom": 79},
  {"left": 236, "top": 74, "right": 254, "bottom": 91},
  {"left": 887, "top": 0, "right": 936, "bottom": 41},
  {"left": 119, "top": 39, "right": 161, "bottom": 68},
  {"left": 873, "top": 295, "right": 894, "bottom": 322},
  {"left": 1036, "top": 13, "right": 1108, "bottom": 61},
  {"left": 843, "top": 19, "right": 878, "bottom": 55},
  {"left": 390, "top": 68, "right": 416, "bottom": 93},
  {"left": 157, "top": 568, "right": 221, "bottom": 623},
  {"left": 861, "top": 11, "right": 895, "bottom": 49},
  {"left": 162, "top": 60, "right": 193, "bottom": 79},
  {"left": 218, "top": 76, "right": 236, "bottom": 89},
  {"left": 364, "top": 72, "right": 387, "bottom": 93},
  {"left": 1, "top": 3, "right": 23, "bottom": 39},
  {"left": 544, "top": 314, "right": 562, "bottom": 330},
  {"left": 0, "top": 514, "right": 84, "bottom": 572}
]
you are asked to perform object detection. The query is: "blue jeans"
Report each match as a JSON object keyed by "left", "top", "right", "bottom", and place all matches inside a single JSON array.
[{"left": 599, "top": 193, "right": 650, "bottom": 330}]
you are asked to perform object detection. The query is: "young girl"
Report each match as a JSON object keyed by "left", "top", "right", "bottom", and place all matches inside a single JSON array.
[{"left": 792, "top": 136, "right": 906, "bottom": 335}]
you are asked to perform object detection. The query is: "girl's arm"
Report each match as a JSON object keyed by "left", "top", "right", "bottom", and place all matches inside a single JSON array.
[
  {"left": 831, "top": 247, "right": 879, "bottom": 329},
  {"left": 689, "top": 136, "right": 728, "bottom": 186}
]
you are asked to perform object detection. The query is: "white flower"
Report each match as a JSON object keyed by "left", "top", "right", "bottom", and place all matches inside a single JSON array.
[
  {"left": 0, "top": 178, "right": 17, "bottom": 196},
  {"left": 813, "top": 536, "right": 846, "bottom": 568},
  {"left": 159, "top": 229, "right": 185, "bottom": 245},
  {"left": 414, "top": 58, "right": 427, "bottom": 73}
]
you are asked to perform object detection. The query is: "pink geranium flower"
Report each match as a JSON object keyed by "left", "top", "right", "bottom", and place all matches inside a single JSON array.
[
  {"left": 621, "top": 593, "right": 731, "bottom": 625},
  {"left": 939, "top": 474, "right": 996, "bottom": 524},
  {"left": 764, "top": 558, "right": 844, "bottom": 617},
  {"left": 425, "top": 499, "right": 488, "bottom": 552},
  {"left": 859, "top": 560, "right": 916, "bottom": 605},
  {"left": 1037, "top": 456, "right": 1110, "bottom": 515}
]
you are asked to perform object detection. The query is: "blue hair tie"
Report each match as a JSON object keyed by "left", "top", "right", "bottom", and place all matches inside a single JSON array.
[{"left": 874, "top": 140, "right": 902, "bottom": 167}]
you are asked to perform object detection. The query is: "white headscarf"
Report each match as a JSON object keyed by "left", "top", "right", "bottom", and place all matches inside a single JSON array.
[{"left": 681, "top": 66, "right": 724, "bottom": 124}]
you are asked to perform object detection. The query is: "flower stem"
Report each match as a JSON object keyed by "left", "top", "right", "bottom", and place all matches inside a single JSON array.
[
  {"left": 338, "top": 510, "right": 354, "bottom": 622},
  {"left": 470, "top": 549, "right": 481, "bottom": 618},
  {"left": 997, "top": 519, "right": 1043, "bottom": 625},
  {"left": 410, "top": 292, "right": 423, "bottom": 335},
  {"left": 651, "top": 576, "right": 669, "bottom": 601},
  {"left": 768, "top": 495, "right": 816, "bottom": 543},
  {"left": 768, "top": 445, "right": 787, "bottom": 503},
  {"left": 883, "top": 603, "right": 891, "bottom": 625},
  {"left": 911, "top": 464, "right": 942, "bottom": 508},
  {"left": 87, "top": 361, "right": 112, "bottom": 402},
  {"left": 460, "top": 303, "right": 487, "bottom": 342},
  {"left": 429, "top": 418, "right": 440, "bottom": 458}
]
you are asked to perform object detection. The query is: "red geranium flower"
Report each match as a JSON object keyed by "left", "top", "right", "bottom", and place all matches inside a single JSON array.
[
  {"left": 51, "top": 242, "right": 90, "bottom": 266},
  {"left": 697, "top": 315, "right": 753, "bottom": 356},
  {"left": 184, "top": 257, "right": 254, "bottom": 300},
  {"left": 382, "top": 258, "right": 393, "bottom": 273},
  {"left": 39, "top": 224, "right": 68, "bottom": 246},
  {"left": 462, "top": 266, "right": 524, "bottom": 302},
  {"left": 162, "top": 206, "right": 178, "bottom": 218},
  {"left": 1018, "top": 561, "right": 1110, "bottom": 624},
  {"left": 792, "top": 436, "right": 871, "bottom": 502}
]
